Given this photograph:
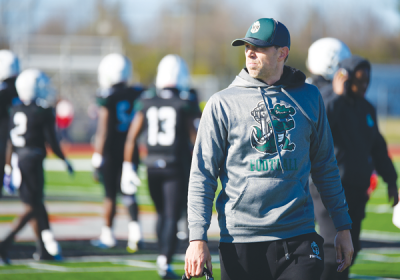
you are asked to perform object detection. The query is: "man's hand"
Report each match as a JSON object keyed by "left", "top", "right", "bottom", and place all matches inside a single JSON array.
[
  {"left": 121, "top": 162, "right": 141, "bottom": 195},
  {"left": 388, "top": 183, "right": 399, "bottom": 207},
  {"left": 185, "top": 240, "right": 212, "bottom": 279},
  {"left": 334, "top": 229, "right": 354, "bottom": 272},
  {"left": 332, "top": 68, "right": 349, "bottom": 96}
]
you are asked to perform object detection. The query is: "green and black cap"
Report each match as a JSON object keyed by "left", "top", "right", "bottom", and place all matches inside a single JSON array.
[{"left": 232, "top": 18, "right": 291, "bottom": 50}]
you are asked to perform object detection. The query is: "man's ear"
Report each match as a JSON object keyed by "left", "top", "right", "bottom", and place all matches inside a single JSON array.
[{"left": 278, "top": 47, "right": 289, "bottom": 62}]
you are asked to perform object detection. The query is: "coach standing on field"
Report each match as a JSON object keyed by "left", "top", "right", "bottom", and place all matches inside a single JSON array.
[{"left": 184, "top": 18, "right": 354, "bottom": 280}]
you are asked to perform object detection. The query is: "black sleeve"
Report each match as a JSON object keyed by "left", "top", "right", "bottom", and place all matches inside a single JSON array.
[
  {"left": 43, "top": 108, "right": 65, "bottom": 160},
  {"left": 370, "top": 110, "right": 397, "bottom": 187},
  {"left": 371, "top": 130, "right": 398, "bottom": 187}
]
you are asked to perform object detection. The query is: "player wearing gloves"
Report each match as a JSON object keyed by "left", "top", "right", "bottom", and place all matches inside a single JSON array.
[
  {"left": 91, "top": 53, "right": 143, "bottom": 252},
  {"left": 0, "top": 50, "right": 20, "bottom": 197},
  {"left": 0, "top": 69, "right": 74, "bottom": 264},
  {"left": 123, "top": 54, "right": 198, "bottom": 279}
]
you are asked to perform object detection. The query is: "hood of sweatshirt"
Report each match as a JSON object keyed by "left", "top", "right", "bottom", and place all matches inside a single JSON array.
[{"left": 229, "top": 66, "right": 306, "bottom": 89}]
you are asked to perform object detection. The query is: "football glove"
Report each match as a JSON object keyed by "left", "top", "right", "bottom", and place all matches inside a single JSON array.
[
  {"left": 3, "top": 164, "right": 16, "bottom": 195},
  {"left": 121, "top": 162, "right": 141, "bottom": 195}
]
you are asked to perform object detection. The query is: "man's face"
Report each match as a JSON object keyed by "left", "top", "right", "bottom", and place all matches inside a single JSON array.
[
  {"left": 350, "top": 67, "right": 370, "bottom": 98},
  {"left": 245, "top": 43, "right": 280, "bottom": 82}
]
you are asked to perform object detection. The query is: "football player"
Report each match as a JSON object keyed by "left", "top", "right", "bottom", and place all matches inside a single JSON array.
[
  {"left": 90, "top": 53, "right": 143, "bottom": 253},
  {"left": 0, "top": 50, "right": 20, "bottom": 197},
  {"left": 306, "top": 37, "right": 351, "bottom": 91},
  {"left": 122, "top": 54, "right": 198, "bottom": 279},
  {"left": 0, "top": 69, "right": 74, "bottom": 264}
]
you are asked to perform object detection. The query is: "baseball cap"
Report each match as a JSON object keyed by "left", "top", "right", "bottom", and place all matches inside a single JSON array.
[{"left": 232, "top": 18, "right": 291, "bottom": 50}]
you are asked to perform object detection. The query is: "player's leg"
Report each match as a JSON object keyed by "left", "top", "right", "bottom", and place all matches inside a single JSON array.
[
  {"left": 219, "top": 242, "right": 273, "bottom": 280},
  {"left": 119, "top": 163, "right": 142, "bottom": 252},
  {"left": 24, "top": 151, "right": 61, "bottom": 260},
  {"left": 0, "top": 118, "right": 8, "bottom": 199},
  {"left": 160, "top": 174, "right": 182, "bottom": 263},
  {"left": 91, "top": 156, "right": 118, "bottom": 248},
  {"left": 147, "top": 168, "right": 164, "bottom": 252},
  {"left": 274, "top": 233, "right": 324, "bottom": 280}
]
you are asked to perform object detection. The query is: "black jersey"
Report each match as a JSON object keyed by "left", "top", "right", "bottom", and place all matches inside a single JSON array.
[
  {"left": 96, "top": 83, "right": 143, "bottom": 161},
  {"left": 135, "top": 87, "right": 199, "bottom": 168},
  {"left": 0, "top": 77, "right": 19, "bottom": 121},
  {"left": 9, "top": 103, "right": 65, "bottom": 159}
]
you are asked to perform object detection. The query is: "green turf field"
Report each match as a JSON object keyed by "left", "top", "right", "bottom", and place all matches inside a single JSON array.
[{"left": 1, "top": 158, "right": 400, "bottom": 279}]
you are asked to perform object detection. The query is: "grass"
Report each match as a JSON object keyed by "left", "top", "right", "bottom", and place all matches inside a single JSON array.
[{"left": 1, "top": 156, "right": 400, "bottom": 279}]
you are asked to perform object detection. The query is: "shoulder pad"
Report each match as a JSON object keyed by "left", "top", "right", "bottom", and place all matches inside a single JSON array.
[
  {"left": 96, "top": 88, "right": 113, "bottom": 98},
  {"left": 141, "top": 88, "right": 156, "bottom": 99},
  {"left": 129, "top": 84, "right": 145, "bottom": 92},
  {"left": 0, "top": 81, "right": 7, "bottom": 91}
]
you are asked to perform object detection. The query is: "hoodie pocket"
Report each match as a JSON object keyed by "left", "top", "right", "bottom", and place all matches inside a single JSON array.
[{"left": 227, "top": 178, "right": 307, "bottom": 228}]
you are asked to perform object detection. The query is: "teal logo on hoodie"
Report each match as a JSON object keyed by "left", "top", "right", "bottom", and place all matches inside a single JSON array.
[{"left": 250, "top": 101, "right": 296, "bottom": 154}]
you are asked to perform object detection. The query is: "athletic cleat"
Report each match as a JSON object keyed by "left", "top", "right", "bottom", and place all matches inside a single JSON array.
[
  {"left": 160, "top": 267, "right": 180, "bottom": 279},
  {"left": 32, "top": 251, "right": 63, "bottom": 262},
  {"left": 90, "top": 239, "right": 115, "bottom": 249}
]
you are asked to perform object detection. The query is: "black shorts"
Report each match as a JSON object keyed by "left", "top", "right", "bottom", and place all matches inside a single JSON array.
[
  {"left": 16, "top": 148, "right": 46, "bottom": 206},
  {"left": 101, "top": 156, "right": 124, "bottom": 200},
  {"left": 219, "top": 232, "right": 324, "bottom": 280}
]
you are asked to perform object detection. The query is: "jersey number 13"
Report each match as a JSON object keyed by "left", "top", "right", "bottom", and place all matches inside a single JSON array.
[{"left": 146, "top": 106, "right": 176, "bottom": 146}]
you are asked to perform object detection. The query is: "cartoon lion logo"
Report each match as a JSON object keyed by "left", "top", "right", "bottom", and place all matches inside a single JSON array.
[{"left": 250, "top": 102, "right": 296, "bottom": 154}]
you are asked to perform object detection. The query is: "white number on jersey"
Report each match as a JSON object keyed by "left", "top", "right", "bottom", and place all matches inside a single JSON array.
[
  {"left": 10, "top": 112, "right": 27, "bottom": 147},
  {"left": 146, "top": 106, "right": 176, "bottom": 146}
]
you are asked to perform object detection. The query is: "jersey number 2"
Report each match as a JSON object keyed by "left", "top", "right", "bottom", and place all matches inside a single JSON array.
[
  {"left": 146, "top": 106, "right": 176, "bottom": 146},
  {"left": 11, "top": 112, "right": 27, "bottom": 147}
]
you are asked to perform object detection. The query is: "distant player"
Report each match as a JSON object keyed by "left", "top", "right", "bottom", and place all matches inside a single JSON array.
[
  {"left": 122, "top": 54, "right": 198, "bottom": 279},
  {"left": 90, "top": 53, "right": 143, "bottom": 252},
  {"left": 0, "top": 50, "right": 20, "bottom": 197},
  {"left": 306, "top": 38, "right": 351, "bottom": 92},
  {"left": 0, "top": 69, "right": 74, "bottom": 263}
]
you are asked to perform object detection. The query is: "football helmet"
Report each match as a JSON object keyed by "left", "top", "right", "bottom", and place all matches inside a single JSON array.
[
  {"left": 15, "top": 69, "right": 56, "bottom": 107},
  {"left": 98, "top": 53, "right": 132, "bottom": 89},
  {"left": 0, "top": 50, "right": 20, "bottom": 81},
  {"left": 155, "top": 54, "right": 190, "bottom": 91},
  {"left": 306, "top": 38, "right": 351, "bottom": 81}
]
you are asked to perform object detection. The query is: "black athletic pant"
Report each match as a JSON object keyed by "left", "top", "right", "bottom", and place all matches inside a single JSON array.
[
  {"left": 219, "top": 232, "right": 324, "bottom": 280},
  {"left": 0, "top": 118, "right": 9, "bottom": 199},
  {"left": 147, "top": 167, "right": 184, "bottom": 263},
  {"left": 310, "top": 181, "right": 368, "bottom": 280}
]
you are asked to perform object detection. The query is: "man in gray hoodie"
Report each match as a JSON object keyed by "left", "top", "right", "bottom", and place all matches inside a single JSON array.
[{"left": 184, "top": 18, "right": 354, "bottom": 280}]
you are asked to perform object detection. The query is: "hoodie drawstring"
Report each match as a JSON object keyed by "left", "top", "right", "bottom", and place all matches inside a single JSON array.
[
  {"left": 259, "top": 87, "right": 285, "bottom": 174},
  {"left": 283, "top": 240, "right": 290, "bottom": 260}
]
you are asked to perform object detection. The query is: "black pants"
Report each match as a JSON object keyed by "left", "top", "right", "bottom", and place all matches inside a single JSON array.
[
  {"left": 310, "top": 182, "right": 367, "bottom": 280},
  {"left": 147, "top": 167, "right": 184, "bottom": 263},
  {"left": 219, "top": 232, "right": 324, "bottom": 280},
  {"left": 0, "top": 118, "right": 9, "bottom": 199}
]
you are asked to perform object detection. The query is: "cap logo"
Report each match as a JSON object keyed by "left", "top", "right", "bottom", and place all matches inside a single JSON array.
[{"left": 250, "top": 21, "right": 260, "bottom": 33}]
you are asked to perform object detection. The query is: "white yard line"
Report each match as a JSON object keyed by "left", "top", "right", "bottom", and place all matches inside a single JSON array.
[{"left": 28, "top": 262, "right": 69, "bottom": 272}]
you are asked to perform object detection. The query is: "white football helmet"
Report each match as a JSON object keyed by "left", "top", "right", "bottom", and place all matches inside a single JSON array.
[
  {"left": 16, "top": 69, "right": 56, "bottom": 107},
  {"left": 0, "top": 50, "right": 20, "bottom": 81},
  {"left": 306, "top": 38, "right": 351, "bottom": 81},
  {"left": 98, "top": 53, "right": 132, "bottom": 89},
  {"left": 155, "top": 54, "right": 190, "bottom": 91}
]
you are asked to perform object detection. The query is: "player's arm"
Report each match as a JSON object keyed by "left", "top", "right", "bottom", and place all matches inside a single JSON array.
[
  {"left": 123, "top": 111, "right": 144, "bottom": 162},
  {"left": 43, "top": 109, "right": 74, "bottom": 175},
  {"left": 370, "top": 119, "right": 398, "bottom": 206},
  {"left": 120, "top": 111, "right": 144, "bottom": 195},
  {"left": 91, "top": 106, "right": 109, "bottom": 170}
]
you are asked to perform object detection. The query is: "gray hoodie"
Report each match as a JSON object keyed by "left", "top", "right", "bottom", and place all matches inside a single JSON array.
[{"left": 188, "top": 67, "right": 352, "bottom": 243}]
